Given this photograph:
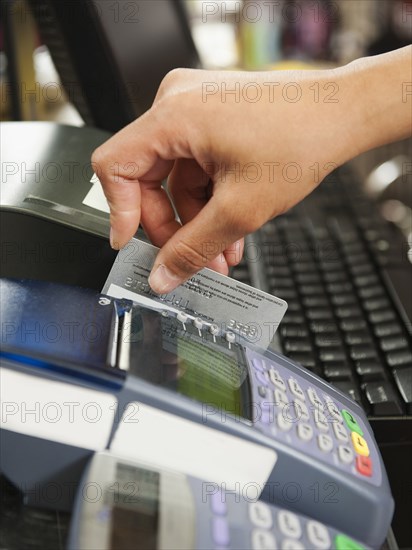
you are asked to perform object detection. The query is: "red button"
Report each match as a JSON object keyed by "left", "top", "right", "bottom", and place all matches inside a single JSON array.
[{"left": 356, "top": 455, "right": 373, "bottom": 477}]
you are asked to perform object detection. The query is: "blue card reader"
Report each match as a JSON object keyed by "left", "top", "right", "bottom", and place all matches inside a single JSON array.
[{"left": 0, "top": 279, "right": 394, "bottom": 547}]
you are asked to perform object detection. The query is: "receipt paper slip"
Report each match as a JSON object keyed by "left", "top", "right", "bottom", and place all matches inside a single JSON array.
[{"left": 103, "top": 238, "right": 287, "bottom": 350}]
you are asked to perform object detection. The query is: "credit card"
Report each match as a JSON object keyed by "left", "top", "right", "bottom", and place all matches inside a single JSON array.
[{"left": 103, "top": 238, "right": 288, "bottom": 350}]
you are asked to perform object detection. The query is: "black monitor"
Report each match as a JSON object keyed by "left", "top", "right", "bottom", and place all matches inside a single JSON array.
[{"left": 28, "top": 0, "right": 200, "bottom": 132}]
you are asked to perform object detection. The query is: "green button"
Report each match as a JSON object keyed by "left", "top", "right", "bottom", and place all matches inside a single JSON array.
[
  {"left": 335, "top": 533, "right": 365, "bottom": 550},
  {"left": 341, "top": 409, "right": 364, "bottom": 436}
]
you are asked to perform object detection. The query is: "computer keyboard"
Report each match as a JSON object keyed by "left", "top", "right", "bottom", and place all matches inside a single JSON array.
[{"left": 231, "top": 166, "right": 412, "bottom": 420}]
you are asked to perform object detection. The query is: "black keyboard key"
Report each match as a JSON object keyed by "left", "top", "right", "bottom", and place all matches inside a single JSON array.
[
  {"left": 323, "top": 271, "right": 349, "bottom": 284},
  {"left": 323, "top": 363, "right": 353, "bottom": 381},
  {"left": 393, "top": 368, "right": 412, "bottom": 413},
  {"left": 330, "top": 293, "right": 356, "bottom": 307},
  {"left": 271, "top": 288, "right": 299, "bottom": 301},
  {"left": 280, "top": 326, "right": 309, "bottom": 338},
  {"left": 342, "top": 242, "right": 366, "bottom": 255},
  {"left": 349, "top": 263, "right": 375, "bottom": 277},
  {"left": 373, "top": 322, "right": 403, "bottom": 338},
  {"left": 349, "top": 346, "right": 379, "bottom": 362},
  {"left": 354, "top": 274, "right": 379, "bottom": 287},
  {"left": 355, "top": 360, "right": 386, "bottom": 382},
  {"left": 319, "top": 349, "right": 347, "bottom": 362},
  {"left": 293, "top": 262, "right": 318, "bottom": 274},
  {"left": 363, "top": 381, "right": 404, "bottom": 415},
  {"left": 266, "top": 266, "right": 291, "bottom": 277},
  {"left": 268, "top": 277, "right": 294, "bottom": 288},
  {"left": 287, "top": 249, "right": 310, "bottom": 263},
  {"left": 327, "top": 282, "right": 353, "bottom": 295},
  {"left": 310, "top": 321, "right": 339, "bottom": 334},
  {"left": 358, "top": 285, "right": 385, "bottom": 300},
  {"left": 283, "top": 339, "right": 313, "bottom": 353},
  {"left": 302, "top": 296, "right": 329, "bottom": 308},
  {"left": 340, "top": 319, "right": 368, "bottom": 332},
  {"left": 282, "top": 313, "right": 305, "bottom": 324},
  {"left": 369, "top": 310, "right": 396, "bottom": 324},
  {"left": 318, "top": 258, "right": 345, "bottom": 272},
  {"left": 386, "top": 350, "right": 412, "bottom": 368},
  {"left": 336, "top": 306, "right": 363, "bottom": 319},
  {"left": 346, "top": 252, "right": 372, "bottom": 267},
  {"left": 344, "top": 332, "right": 373, "bottom": 347},
  {"left": 286, "top": 301, "right": 303, "bottom": 313},
  {"left": 380, "top": 336, "right": 409, "bottom": 352},
  {"left": 298, "top": 284, "right": 325, "bottom": 296},
  {"left": 295, "top": 273, "right": 321, "bottom": 285},
  {"left": 315, "top": 334, "right": 343, "bottom": 348},
  {"left": 306, "top": 309, "right": 334, "bottom": 321},
  {"left": 363, "top": 298, "right": 391, "bottom": 312},
  {"left": 333, "top": 380, "right": 363, "bottom": 406}
]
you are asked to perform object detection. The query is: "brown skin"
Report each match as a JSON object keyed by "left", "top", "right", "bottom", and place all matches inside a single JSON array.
[{"left": 92, "top": 46, "right": 411, "bottom": 293}]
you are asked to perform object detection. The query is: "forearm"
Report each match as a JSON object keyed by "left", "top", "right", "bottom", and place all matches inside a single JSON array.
[{"left": 340, "top": 46, "right": 412, "bottom": 160}]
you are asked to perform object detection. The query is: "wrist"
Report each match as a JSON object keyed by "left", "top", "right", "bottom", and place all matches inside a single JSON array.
[{"left": 337, "top": 46, "right": 412, "bottom": 160}]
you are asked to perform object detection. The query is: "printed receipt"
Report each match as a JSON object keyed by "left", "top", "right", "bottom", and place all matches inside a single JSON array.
[{"left": 103, "top": 238, "right": 288, "bottom": 350}]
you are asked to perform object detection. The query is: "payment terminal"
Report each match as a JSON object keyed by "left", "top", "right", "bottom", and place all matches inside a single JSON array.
[
  {"left": 0, "top": 279, "right": 394, "bottom": 547},
  {"left": 68, "top": 451, "right": 370, "bottom": 550}
]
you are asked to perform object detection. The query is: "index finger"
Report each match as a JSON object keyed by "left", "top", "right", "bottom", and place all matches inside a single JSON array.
[{"left": 91, "top": 104, "right": 192, "bottom": 249}]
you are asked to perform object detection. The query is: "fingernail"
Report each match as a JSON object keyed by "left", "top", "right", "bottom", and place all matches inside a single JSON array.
[
  {"left": 217, "top": 252, "right": 226, "bottom": 263},
  {"left": 110, "top": 227, "right": 120, "bottom": 250},
  {"left": 149, "top": 264, "right": 182, "bottom": 294}
]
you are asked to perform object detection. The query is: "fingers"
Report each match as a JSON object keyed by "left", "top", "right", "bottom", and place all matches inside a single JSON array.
[
  {"left": 148, "top": 191, "right": 251, "bottom": 293},
  {"left": 91, "top": 103, "right": 191, "bottom": 249},
  {"left": 224, "top": 239, "right": 244, "bottom": 267}
]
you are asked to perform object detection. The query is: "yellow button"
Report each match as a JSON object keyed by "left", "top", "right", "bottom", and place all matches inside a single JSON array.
[{"left": 351, "top": 432, "right": 369, "bottom": 457}]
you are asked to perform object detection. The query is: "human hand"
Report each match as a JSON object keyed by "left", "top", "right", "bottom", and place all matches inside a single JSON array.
[{"left": 92, "top": 47, "right": 411, "bottom": 293}]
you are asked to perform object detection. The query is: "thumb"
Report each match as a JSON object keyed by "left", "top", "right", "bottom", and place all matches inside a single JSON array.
[{"left": 148, "top": 196, "right": 245, "bottom": 294}]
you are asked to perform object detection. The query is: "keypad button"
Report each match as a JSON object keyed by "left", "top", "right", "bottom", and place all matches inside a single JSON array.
[
  {"left": 255, "top": 371, "right": 269, "bottom": 387},
  {"left": 278, "top": 511, "right": 302, "bottom": 539},
  {"left": 333, "top": 421, "right": 349, "bottom": 442},
  {"left": 258, "top": 386, "right": 267, "bottom": 398},
  {"left": 288, "top": 378, "right": 305, "bottom": 401},
  {"left": 249, "top": 502, "right": 273, "bottom": 529},
  {"left": 356, "top": 455, "right": 373, "bottom": 477},
  {"left": 351, "top": 433, "right": 369, "bottom": 457},
  {"left": 306, "top": 520, "right": 331, "bottom": 550},
  {"left": 210, "top": 490, "right": 227, "bottom": 516},
  {"left": 274, "top": 389, "right": 289, "bottom": 406},
  {"left": 281, "top": 540, "right": 305, "bottom": 550},
  {"left": 323, "top": 398, "right": 342, "bottom": 423},
  {"left": 307, "top": 387, "right": 323, "bottom": 409},
  {"left": 338, "top": 445, "right": 354, "bottom": 464},
  {"left": 341, "top": 410, "right": 363, "bottom": 436},
  {"left": 317, "top": 433, "right": 334, "bottom": 453},
  {"left": 251, "top": 529, "right": 277, "bottom": 550},
  {"left": 252, "top": 359, "right": 266, "bottom": 373},
  {"left": 296, "top": 423, "right": 314, "bottom": 442},
  {"left": 269, "top": 369, "right": 287, "bottom": 391},
  {"left": 292, "top": 401, "right": 310, "bottom": 422},
  {"left": 314, "top": 410, "right": 329, "bottom": 432},
  {"left": 277, "top": 412, "right": 293, "bottom": 432},
  {"left": 212, "top": 516, "right": 230, "bottom": 547},
  {"left": 335, "top": 533, "right": 365, "bottom": 550}
]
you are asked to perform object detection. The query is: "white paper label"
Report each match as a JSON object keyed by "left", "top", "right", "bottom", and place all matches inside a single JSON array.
[
  {"left": 0, "top": 368, "right": 117, "bottom": 450},
  {"left": 111, "top": 401, "right": 277, "bottom": 495},
  {"left": 82, "top": 174, "right": 110, "bottom": 213}
]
